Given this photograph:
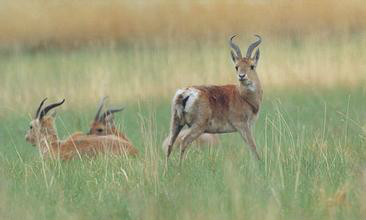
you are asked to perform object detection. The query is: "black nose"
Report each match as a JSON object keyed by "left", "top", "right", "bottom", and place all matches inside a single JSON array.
[{"left": 239, "top": 74, "right": 246, "bottom": 80}]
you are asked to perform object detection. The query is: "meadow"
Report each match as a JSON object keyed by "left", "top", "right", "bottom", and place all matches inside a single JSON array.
[
  {"left": 1, "top": 38, "right": 365, "bottom": 220},
  {"left": 1, "top": 0, "right": 366, "bottom": 219}
]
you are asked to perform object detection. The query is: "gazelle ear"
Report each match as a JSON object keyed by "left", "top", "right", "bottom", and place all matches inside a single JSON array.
[
  {"left": 253, "top": 49, "right": 260, "bottom": 65},
  {"left": 230, "top": 50, "right": 238, "bottom": 64}
]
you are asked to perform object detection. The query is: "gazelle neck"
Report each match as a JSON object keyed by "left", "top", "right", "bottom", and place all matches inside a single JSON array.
[
  {"left": 37, "top": 124, "right": 60, "bottom": 156},
  {"left": 109, "top": 126, "right": 128, "bottom": 140},
  {"left": 236, "top": 75, "right": 262, "bottom": 114},
  {"left": 237, "top": 72, "right": 262, "bottom": 97},
  {"left": 37, "top": 137, "right": 60, "bottom": 156}
]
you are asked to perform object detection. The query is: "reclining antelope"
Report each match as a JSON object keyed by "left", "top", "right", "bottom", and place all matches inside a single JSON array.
[
  {"left": 25, "top": 98, "right": 138, "bottom": 160},
  {"left": 87, "top": 97, "right": 138, "bottom": 155},
  {"left": 165, "top": 34, "right": 263, "bottom": 165}
]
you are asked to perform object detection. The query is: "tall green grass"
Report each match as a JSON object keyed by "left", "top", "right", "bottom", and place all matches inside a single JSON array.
[{"left": 1, "top": 87, "right": 365, "bottom": 220}]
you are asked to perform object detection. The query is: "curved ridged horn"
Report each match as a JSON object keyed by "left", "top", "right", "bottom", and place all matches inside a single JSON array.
[
  {"left": 39, "top": 99, "right": 65, "bottom": 119},
  {"left": 229, "top": 35, "right": 242, "bottom": 58},
  {"left": 94, "top": 96, "right": 108, "bottom": 121},
  {"left": 246, "top": 34, "right": 262, "bottom": 58},
  {"left": 35, "top": 98, "right": 47, "bottom": 118},
  {"left": 100, "top": 107, "right": 125, "bottom": 121}
]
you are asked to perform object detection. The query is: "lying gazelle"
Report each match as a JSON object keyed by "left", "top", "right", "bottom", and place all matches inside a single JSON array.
[
  {"left": 162, "top": 130, "right": 220, "bottom": 153},
  {"left": 25, "top": 98, "right": 138, "bottom": 160},
  {"left": 88, "top": 97, "right": 138, "bottom": 155},
  {"left": 165, "top": 35, "right": 263, "bottom": 164}
]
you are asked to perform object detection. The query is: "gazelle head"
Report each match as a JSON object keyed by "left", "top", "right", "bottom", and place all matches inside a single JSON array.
[
  {"left": 25, "top": 98, "right": 65, "bottom": 146},
  {"left": 229, "top": 35, "right": 262, "bottom": 85},
  {"left": 88, "top": 97, "right": 125, "bottom": 136}
]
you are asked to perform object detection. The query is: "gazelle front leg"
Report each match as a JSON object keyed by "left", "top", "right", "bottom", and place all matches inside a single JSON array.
[{"left": 234, "top": 122, "right": 261, "bottom": 160}]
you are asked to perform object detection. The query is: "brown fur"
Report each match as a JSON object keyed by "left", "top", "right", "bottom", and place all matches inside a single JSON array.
[
  {"left": 88, "top": 120, "right": 138, "bottom": 156},
  {"left": 193, "top": 84, "right": 261, "bottom": 118},
  {"left": 25, "top": 115, "right": 137, "bottom": 160},
  {"left": 88, "top": 102, "right": 138, "bottom": 156}
]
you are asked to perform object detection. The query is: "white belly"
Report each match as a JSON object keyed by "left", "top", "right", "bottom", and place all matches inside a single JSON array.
[{"left": 204, "top": 119, "right": 236, "bottom": 133}]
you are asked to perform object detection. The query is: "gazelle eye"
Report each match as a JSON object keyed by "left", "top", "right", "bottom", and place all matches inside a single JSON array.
[
  {"left": 96, "top": 128, "right": 103, "bottom": 133},
  {"left": 30, "top": 125, "right": 33, "bottom": 129},
  {"left": 235, "top": 66, "right": 239, "bottom": 71},
  {"left": 250, "top": 65, "right": 255, "bottom": 70}
]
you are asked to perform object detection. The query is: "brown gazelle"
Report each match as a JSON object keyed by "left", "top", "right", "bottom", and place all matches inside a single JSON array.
[
  {"left": 25, "top": 98, "right": 137, "bottom": 160},
  {"left": 88, "top": 97, "right": 138, "bottom": 156},
  {"left": 165, "top": 34, "right": 263, "bottom": 165}
]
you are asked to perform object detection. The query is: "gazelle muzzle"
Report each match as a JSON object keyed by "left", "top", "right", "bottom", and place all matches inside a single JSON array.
[{"left": 238, "top": 73, "right": 248, "bottom": 81}]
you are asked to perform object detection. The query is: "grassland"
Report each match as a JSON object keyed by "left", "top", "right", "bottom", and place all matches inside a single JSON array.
[
  {"left": 1, "top": 86, "right": 365, "bottom": 220},
  {"left": 1, "top": 33, "right": 365, "bottom": 113},
  {"left": 1, "top": 35, "right": 365, "bottom": 219},
  {"left": 1, "top": 0, "right": 366, "bottom": 219}
]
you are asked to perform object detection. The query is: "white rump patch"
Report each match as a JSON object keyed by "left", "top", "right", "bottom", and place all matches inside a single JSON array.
[
  {"left": 173, "top": 89, "right": 187, "bottom": 119},
  {"left": 184, "top": 88, "right": 200, "bottom": 113},
  {"left": 172, "top": 87, "right": 201, "bottom": 123},
  {"left": 174, "top": 89, "right": 186, "bottom": 97}
]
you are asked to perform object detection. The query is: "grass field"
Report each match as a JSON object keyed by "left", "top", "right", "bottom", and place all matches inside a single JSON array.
[
  {"left": 1, "top": 85, "right": 365, "bottom": 220},
  {"left": 1, "top": 0, "right": 366, "bottom": 219},
  {"left": 1, "top": 33, "right": 365, "bottom": 112},
  {"left": 1, "top": 40, "right": 366, "bottom": 219}
]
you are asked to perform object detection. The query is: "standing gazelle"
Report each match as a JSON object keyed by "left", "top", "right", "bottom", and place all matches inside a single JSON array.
[{"left": 166, "top": 35, "right": 263, "bottom": 164}]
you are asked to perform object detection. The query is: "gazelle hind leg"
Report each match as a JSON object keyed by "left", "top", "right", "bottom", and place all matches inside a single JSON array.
[
  {"left": 179, "top": 125, "right": 205, "bottom": 166},
  {"left": 165, "top": 117, "right": 183, "bottom": 171},
  {"left": 235, "top": 123, "right": 261, "bottom": 160},
  {"left": 166, "top": 124, "right": 183, "bottom": 158}
]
